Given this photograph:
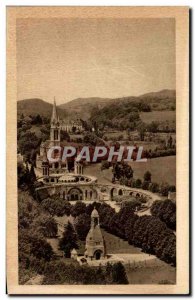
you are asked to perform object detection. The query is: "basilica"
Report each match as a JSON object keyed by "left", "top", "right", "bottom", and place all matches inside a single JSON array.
[
  {"left": 35, "top": 99, "right": 156, "bottom": 207},
  {"left": 36, "top": 99, "right": 83, "bottom": 176}
]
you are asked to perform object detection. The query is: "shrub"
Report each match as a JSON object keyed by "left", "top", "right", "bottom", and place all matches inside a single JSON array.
[
  {"left": 144, "top": 171, "right": 152, "bottom": 182},
  {"left": 135, "top": 178, "right": 142, "bottom": 188},
  {"left": 142, "top": 181, "right": 150, "bottom": 190},
  {"left": 149, "top": 182, "right": 159, "bottom": 193}
]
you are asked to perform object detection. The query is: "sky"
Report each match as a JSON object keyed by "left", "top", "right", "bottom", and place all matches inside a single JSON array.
[{"left": 17, "top": 18, "right": 175, "bottom": 104}]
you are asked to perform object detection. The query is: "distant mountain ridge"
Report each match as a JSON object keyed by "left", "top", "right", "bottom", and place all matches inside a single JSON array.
[
  {"left": 59, "top": 89, "right": 175, "bottom": 108},
  {"left": 17, "top": 98, "right": 68, "bottom": 118},
  {"left": 138, "top": 89, "right": 176, "bottom": 99},
  {"left": 17, "top": 89, "right": 176, "bottom": 120},
  {"left": 59, "top": 89, "right": 176, "bottom": 119}
]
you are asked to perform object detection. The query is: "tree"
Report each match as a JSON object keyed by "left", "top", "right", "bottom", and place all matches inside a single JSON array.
[
  {"left": 135, "top": 178, "right": 142, "bottom": 188},
  {"left": 101, "top": 160, "right": 111, "bottom": 171},
  {"left": 29, "top": 164, "right": 36, "bottom": 181},
  {"left": 71, "top": 201, "right": 87, "bottom": 217},
  {"left": 25, "top": 234, "right": 54, "bottom": 261},
  {"left": 83, "top": 132, "right": 98, "bottom": 146},
  {"left": 151, "top": 200, "right": 176, "bottom": 230},
  {"left": 17, "top": 162, "right": 37, "bottom": 190},
  {"left": 149, "top": 182, "right": 159, "bottom": 193},
  {"left": 147, "top": 121, "right": 159, "bottom": 133},
  {"left": 128, "top": 112, "right": 140, "bottom": 123},
  {"left": 59, "top": 222, "right": 78, "bottom": 258},
  {"left": 75, "top": 213, "right": 91, "bottom": 240},
  {"left": 137, "top": 102, "right": 151, "bottom": 112},
  {"left": 60, "top": 130, "right": 70, "bottom": 142},
  {"left": 144, "top": 171, "right": 152, "bottom": 183},
  {"left": 142, "top": 181, "right": 150, "bottom": 190},
  {"left": 169, "top": 185, "right": 176, "bottom": 192},
  {"left": 167, "top": 135, "right": 173, "bottom": 148},
  {"left": 80, "top": 119, "right": 91, "bottom": 131},
  {"left": 112, "top": 162, "right": 133, "bottom": 182},
  {"left": 137, "top": 122, "right": 146, "bottom": 141},
  {"left": 43, "top": 260, "right": 110, "bottom": 284},
  {"left": 155, "top": 229, "right": 176, "bottom": 266},
  {"left": 111, "top": 262, "right": 129, "bottom": 284},
  {"left": 160, "top": 182, "right": 170, "bottom": 196},
  {"left": 33, "top": 215, "right": 58, "bottom": 238},
  {"left": 125, "top": 214, "right": 139, "bottom": 244},
  {"left": 105, "top": 262, "right": 113, "bottom": 284},
  {"left": 41, "top": 197, "right": 72, "bottom": 217},
  {"left": 18, "top": 131, "right": 40, "bottom": 158},
  {"left": 85, "top": 202, "right": 100, "bottom": 215}
]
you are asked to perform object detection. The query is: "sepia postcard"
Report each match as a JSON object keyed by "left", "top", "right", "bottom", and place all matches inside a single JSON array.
[{"left": 7, "top": 6, "right": 189, "bottom": 295}]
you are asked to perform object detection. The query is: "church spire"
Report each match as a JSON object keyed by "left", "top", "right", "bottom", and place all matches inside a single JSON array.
[{"left": 51, "top": 97, "right": 58, "bottom": 124}]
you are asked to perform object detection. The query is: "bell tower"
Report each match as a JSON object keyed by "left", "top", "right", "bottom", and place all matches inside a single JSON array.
[
  {"left": 74, "top": 160, "right": 83, "bottom": 175},
  {"left": 85, "top": 209, "right": 105, "bottom": 260},
  {"left": 41, "top": 147, "right": 49, "bottom": 177}
]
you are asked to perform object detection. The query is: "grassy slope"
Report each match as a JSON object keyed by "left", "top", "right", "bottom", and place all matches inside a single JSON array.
[
  {"left": 85, "top": 156, "right": 176, "bottom": 186},
  {"left": 103, "top": 230, "right": 175, "bottom": 284},
  {"left": 140, "top": 111, "right": 176, "bottom": 124},
  {"left": 130, "top": 156, "right": 176, "bottom": 185},
  {"left": 126, "top": 263, "right": 176, "bottom": 284}
]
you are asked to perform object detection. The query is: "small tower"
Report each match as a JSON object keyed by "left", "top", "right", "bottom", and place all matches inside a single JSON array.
[
  {"left": 85, "top": 209, "right": 105, "bottom": 260},
  {"left": 74, "top": 160, "right": 83, "bottom": 175},
  {"left": 71, "top": 248, "right": 78, "bottom": 260},
  {"left": 41, "top": 147, "right": 49, "bottom": 177},
  {"left": 74, "top": 149, "right": 84, "bottom": 174},
  {"left": 50, "top": 97, "right": 61, "bottom": 146}
]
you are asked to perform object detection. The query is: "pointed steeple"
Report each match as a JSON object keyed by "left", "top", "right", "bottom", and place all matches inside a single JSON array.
[
  {"left": 91, "top": 208, "right": 99, "bottom": 227},
  {"left": 51, "top": 97, "right": 58, "bottom": 124}
]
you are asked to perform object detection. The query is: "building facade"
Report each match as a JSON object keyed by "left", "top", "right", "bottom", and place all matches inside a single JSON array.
[
  {"left": 36, "top": 99, "right": 83, "bottom": 175},
  {"left": 85, "top": 208, "right": 105, "bottom": 260},
  {"left": 61, "top": 119, "right": 84, "bottom": 133}
]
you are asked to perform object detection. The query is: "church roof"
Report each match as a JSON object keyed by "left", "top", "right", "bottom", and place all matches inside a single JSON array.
[
  {"left": 86, "top": 226, "right": 104, "bottom": 243},
  {"left": 91, "top": 208, "right": 99, "bottom": 218},
  {"left": 71, "top": 248, "right": 77, "bottom": 254}
]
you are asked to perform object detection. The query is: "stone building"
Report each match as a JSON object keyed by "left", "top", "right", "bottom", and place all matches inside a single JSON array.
[
  {"left": 61, "top": 119, "right": 84, "bottom": 134},
  {"left": 71, "top": 248, "right": 78, "bottom": 260},
  {"left": 41, "top": 147, "right": 50, "bottom": 177},
  {"left": 37, "top": 98, "right": 83, "bottom": 175},
  {"left": 85, "top": 209, "right": 105, "bottom": 260},
  {"left": 35, "top": 99, "right": 159, "bottom": 207}
]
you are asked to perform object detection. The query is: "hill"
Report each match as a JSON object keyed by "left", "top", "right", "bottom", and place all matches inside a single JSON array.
[
  {"left": 59, "top": 97, "right": 112, "bottom": 120},
  {"left": 17, "top": 98, "right": 67, "bottom": 118},
  {"left": 17, "top": 89, "right": 176, "bottom": 121},
  {"left": 137, "top": 89, "right": 176, "bottom": 111},
  {"left": 59, "top": 89, "right": 176, "bottom": 119},
  {"left": 87, "top": 90, "right": 176, "bottom": 131},
  {"left": 139, "top": 89, "right": 175, "bottom": 100}
]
